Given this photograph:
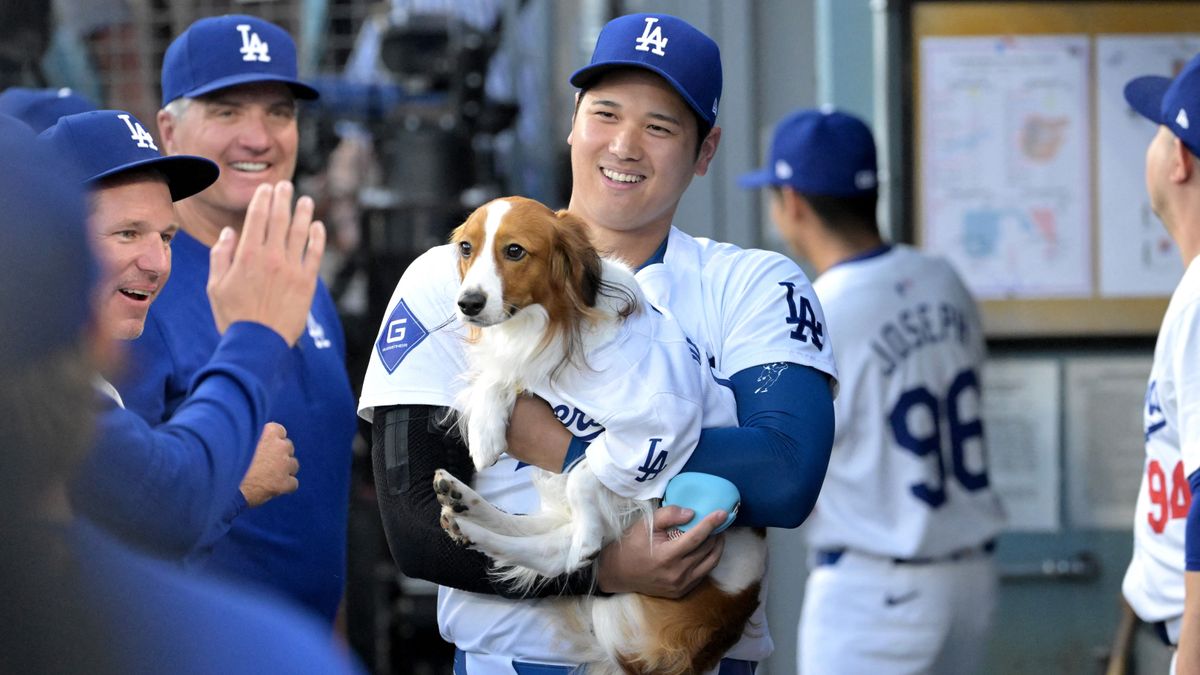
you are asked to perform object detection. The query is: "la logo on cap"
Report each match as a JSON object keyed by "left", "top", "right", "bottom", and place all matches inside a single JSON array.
[
  {"left": 1178, "top": 108, "right": 1190, "bottom": 130},
  {"left": 117, "top": 113, "right": 157, "bottom": 150},
  {"left": 237, "top": 23, "right": 271, "bottom": 63},
  {"left": 635, "top": 17, "right": 668, "bottom": 56}
]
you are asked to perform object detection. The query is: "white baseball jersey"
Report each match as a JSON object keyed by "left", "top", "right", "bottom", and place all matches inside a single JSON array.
[
  {"left": 359, "top": 226, "right": 837, "bottom": 666},
  {"left": 1123, "top": 256, "right": 1200, "bottom": 626},
  {"left": 805, "top": 245, "right": 1004, "bottom": 559}
]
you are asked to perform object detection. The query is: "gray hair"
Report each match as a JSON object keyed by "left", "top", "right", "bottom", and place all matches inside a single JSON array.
[{"left": 161, "top": 97, "right": 193, "bottom": 120}]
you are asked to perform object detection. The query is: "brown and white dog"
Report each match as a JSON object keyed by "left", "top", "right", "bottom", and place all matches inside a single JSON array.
[{"left": 433, "top": 196, "right": 766, "bottom": 675}]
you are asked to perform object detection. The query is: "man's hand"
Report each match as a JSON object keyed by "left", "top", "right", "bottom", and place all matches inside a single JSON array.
[
  {"left": 207, "top": 181, "right": 326, "bottom": 345},
  {"left": 595, "top": 505, "right": 727, "bottom": 598},
  {"left": 240, "top": 422, "right": 300, "bottom": 507}
]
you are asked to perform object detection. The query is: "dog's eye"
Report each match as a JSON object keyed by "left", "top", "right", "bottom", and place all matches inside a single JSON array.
[
  {"left": 459, "top": 241, "right": 472, "bottom": 258},
  {"left": 504, "top": 244, "right": 526, "bottom": 261}
]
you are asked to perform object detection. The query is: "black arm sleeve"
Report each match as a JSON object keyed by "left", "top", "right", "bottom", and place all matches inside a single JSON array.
[{"left": 371, "top": 404, "right": 598, "bottom": 598}]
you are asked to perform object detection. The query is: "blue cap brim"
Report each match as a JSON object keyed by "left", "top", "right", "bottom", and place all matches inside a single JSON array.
[
  {"left": 1125, "top": 75, "right": 1171, "bottom": 125},
  {"left": 91, "top": 154, "right": 219, "bottom": 202},
  {"left": 570, "top": 62, "right": 711, "bottom": 126},
  {"left": 180, "top": 72, "right": 319, "bottom": 103},
  {"left": 738, "top": 167, "right": 778, "bottom": 189}
]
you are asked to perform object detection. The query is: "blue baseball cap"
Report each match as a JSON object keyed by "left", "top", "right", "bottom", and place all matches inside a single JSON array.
[
  {"left": 0, "top": 87, "right": 96, "bottom": 133},
  {"left": 1125, "top": 51, "right": 1200, "bottom": 158},
  {"left": 739, "top": 107, "right": 878, "bottom": 197},
  {"left": 40, "top": 110, "right": 219, "bottom": 201},
  {"left": 161, "top": 14, "right": 319, "bottom": 106},
  {"left": 0, "top": 113, "right": 97, "bottom": 369},
  {"left": 570, "top": 13, "right": 722, "bottom": 127}
]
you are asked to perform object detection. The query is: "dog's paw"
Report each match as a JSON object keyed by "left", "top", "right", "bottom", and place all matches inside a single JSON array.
[
  {"left": 433, "top": 470, "right": 474, "bottom": 545},
  {"left": 433, "top": 469, "right": 470, "bottom": 509},
  {"left": 439, "top": 506, "right": 471, "bottom": 545}
]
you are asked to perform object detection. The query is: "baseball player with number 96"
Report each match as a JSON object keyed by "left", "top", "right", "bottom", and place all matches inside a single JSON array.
[{"left": 741, "top": 106, "right": 1006, "bottom": 674}]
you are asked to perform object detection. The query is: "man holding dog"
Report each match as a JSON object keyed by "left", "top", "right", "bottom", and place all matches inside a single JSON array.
[
  {"left": 117, "top": 15, "right": 358, "bottom": 623},
  {"left": 359, "top": 12, "right": 837, "bottom": 673}
]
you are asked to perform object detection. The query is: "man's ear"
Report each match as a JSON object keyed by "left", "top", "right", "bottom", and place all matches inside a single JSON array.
[
  {"left": 156, "top": 108, "right": 177, "bottom": 155},
  {"left": 1172, "top": 136, "right": 1196, "bottom": 184},
  {"left": 694, "top": 126, "right": 722, "bottom": 176}
]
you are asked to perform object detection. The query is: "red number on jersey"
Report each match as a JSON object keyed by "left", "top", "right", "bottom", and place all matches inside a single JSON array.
[{"left": 1147, "top": 459, "right": 1192, "bottom": 534}]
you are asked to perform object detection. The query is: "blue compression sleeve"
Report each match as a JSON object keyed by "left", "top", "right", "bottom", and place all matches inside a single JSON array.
[
  {"left": 560, "top": 363, "right": 834, "bottom": 526},
  {"left": 1187, "top": 469, "right": 1200, "bottom": 572},
  {"left": 680, "top": 363, "right": 834, "bottom": 528}
]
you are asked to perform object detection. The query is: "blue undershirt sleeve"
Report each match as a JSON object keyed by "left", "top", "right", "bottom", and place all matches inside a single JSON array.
[
  {"left": 71, "top": 322, "right": 289, "bottom": 558},
  {"left": 560, "top": 362, "right": 834, "bottom": 528},
  {"left": 1187, "top": 469, "right": 1200, "bottom": 572},
  {"left": 678, "top": 363, "right": 834, "bottom": 528},
  {"left": 562, "top": 436, "right": 589, "bottom": 473}
]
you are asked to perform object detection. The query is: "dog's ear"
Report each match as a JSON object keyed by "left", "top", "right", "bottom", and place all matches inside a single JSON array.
[{"left": 553, "top": 210, "right": 600, "bottom": 308}]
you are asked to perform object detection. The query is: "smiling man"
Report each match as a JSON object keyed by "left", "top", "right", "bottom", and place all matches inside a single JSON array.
[
  {"left": 38, "top": 109, "right": 324, "bottom": 562},
  {"left": 360, "top": 13, "right": 837, "bottom": 674},
  {"left": 116, "top": 15, "right": 358, "bottom": 624}
]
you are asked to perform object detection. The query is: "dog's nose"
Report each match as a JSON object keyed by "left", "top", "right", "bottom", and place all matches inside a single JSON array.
[{"left": 458, "top": 291, "right": 486, "bottom": 317}]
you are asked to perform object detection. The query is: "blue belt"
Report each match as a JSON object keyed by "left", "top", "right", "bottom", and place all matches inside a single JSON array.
[
  {"left": 454, "top": 648, "right": 757, "bottom": 674},
  {"left": 817, "top": 539, "right": 996, "bottom": 567}
]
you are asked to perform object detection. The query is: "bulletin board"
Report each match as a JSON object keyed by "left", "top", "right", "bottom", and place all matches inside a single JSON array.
[{"left": 897, "top": 1, "right": 1200, "bottom": 337}]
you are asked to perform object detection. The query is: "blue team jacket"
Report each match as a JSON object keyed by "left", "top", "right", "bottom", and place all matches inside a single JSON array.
[{"left": 118, "top": 230, "right": 357, "bottom": 622}]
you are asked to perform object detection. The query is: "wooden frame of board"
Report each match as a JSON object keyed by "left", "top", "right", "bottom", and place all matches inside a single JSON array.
[{"left": 887, "top": 1, "right": 1200, "bottom": 337}]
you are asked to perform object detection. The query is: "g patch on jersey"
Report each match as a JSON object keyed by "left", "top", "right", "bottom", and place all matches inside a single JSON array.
[{"left": 376, "top": 299, "right": 429, "bottom": 373}]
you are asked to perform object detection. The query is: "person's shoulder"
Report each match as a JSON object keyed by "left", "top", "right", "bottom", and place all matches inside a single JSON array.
[
  {"left": 689, "top": 233, "right": 791, "bottom": 265},
  {"left": 400, "top": 243, "right": 459, "bottom": 286},
  {"left": 687, "top": 234, "right": 802, "bottom": 281}
]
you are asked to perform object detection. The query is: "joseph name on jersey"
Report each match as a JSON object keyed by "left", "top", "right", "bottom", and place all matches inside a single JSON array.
[
  {"left": 359, "top": 226, "right": 837, "bottom": 666},
  {"left": 1124, "top": 257, "right": 1200, "bottom": 625},
  {"left": 806, "top": 245, "right": 1004, "bottom": 561}
]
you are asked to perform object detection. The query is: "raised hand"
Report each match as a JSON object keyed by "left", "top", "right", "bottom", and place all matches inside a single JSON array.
[{"left": 207, "top": 181, "right": 326, "bottom": 345}]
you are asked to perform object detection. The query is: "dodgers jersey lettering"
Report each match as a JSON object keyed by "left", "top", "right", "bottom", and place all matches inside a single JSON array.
[
  {"left": 805, "top": 245, "right": 1004, "bottom": 560},
  {"left": 1123, "top": 257, "right": 1200, "bottom": 624},
  {"left": 358, "top": 226, "right": 837, "bottom": 665}
]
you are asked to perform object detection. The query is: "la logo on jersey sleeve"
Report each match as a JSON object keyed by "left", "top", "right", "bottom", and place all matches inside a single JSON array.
[{"left": 375, "top": 299, "right": 429, "bottom": 373}]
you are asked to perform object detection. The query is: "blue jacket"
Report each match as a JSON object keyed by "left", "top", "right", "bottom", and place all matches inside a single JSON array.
[
  {"left": 119, "top": 230, "right": 357, "bottom": 622},
  {"left": 72, "top": 321, "right": 288, "bottom": 558}
]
